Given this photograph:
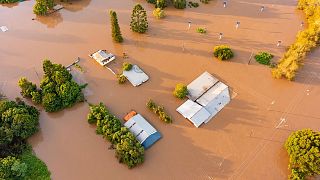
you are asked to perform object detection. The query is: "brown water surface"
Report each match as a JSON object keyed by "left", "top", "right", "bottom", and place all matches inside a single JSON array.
[{"left": 1, "top": 0, "right": 320, "bottom": 179}]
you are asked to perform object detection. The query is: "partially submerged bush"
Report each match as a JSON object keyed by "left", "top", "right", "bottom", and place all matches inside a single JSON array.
[
  {"left": 33, "top": 0, "right": 54, "bottom": 16},
  {"left": 117, "top": 74, "right": 127, "bottom": 84},
  {"left": 213, "top": 45, "right": 234, "bottom": 60},
  {"left": 173, "top": 83, "right": 188, "bottom": 99},
  {"left": 153, "top": 8, "right": 165, "bottom": 19},
  {"left": 156, "top": 0, "right": 167, "bottom": 9},
  {"left": 196, "top": 27, "right": 207, "bottom": 34},
  {"left": 188, "top": 1, "right": 199, "bottom": 8},
  {"left": 87, "top": 103, "right": 144, "bottom": 168},
  {"left": 18, "top": 60, "right": 86, "bottom": 112},
  {"left": 172, "top": 0, "right": 186, "bottom": 9},
  {"left": 122, "top": 62, "right": 133, "bottom": 71},
  {"left": 272, "top": 0, "right": 320, "bottom": 80},
  {"left": 254, "top": 52, "right": 274, "bottom": 65},
  {"left": 285, "top": 129, "right": 320, "bottom": 180},
  {"left": 146, "top": 99, "right": 172, "bottom": 123}
]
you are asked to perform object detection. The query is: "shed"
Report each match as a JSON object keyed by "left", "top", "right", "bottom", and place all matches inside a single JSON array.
[
  {"left": 122, "top": 65, "right": 149, "bottom": 87},
  {"left": 124, "top": 114, "right": 161, "bottom": 149},
  {"left": 187, "top": 71, "right": 219, "bottom": 101},
  {"left": 176, "top": 72, "right": 231, "bottom": 127},
  {"left": 176, "top": 100, "right": 211, "bottom": 128}
]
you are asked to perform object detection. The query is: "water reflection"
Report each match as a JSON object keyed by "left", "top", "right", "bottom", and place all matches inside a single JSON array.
[
  {"left": 34, "top": 12, "right": 63, "bottom": 28},
  {"left": 34, "top": 0, "right": 92, "bottom": 28},
  {"left": 0, "top": 1, "right": 19, "bottom": 8}
]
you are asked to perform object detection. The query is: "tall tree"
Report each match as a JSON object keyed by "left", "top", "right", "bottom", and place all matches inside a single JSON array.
[
  {"left": 109, "top": 10, "right": 123, "bottom": 43},
  {"left": 130, "top": 4, "right": 148, "bottom": 33}
]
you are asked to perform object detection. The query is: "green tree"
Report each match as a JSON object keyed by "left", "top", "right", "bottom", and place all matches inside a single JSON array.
[
  {"left": 110, "top": 10, "right": 123, "bottom": 43},
  {"left": 130, "top": 4, "right": 148, "bottom": 33},
  {"left": 285, "top": 129, "right": 320, "bottom": 180},
  {"left": 173, "top": 83, "right": 188, "bottom": 99},
  {"left": 0, "top": 156, "right": 27, "bottom": 179},
  {"left": 172, "top": 0, "right": 186, "bottom": 9},
  {"left": 18, "top": 78, "right": 38, "bottom": 98},
  {"left": 156, "top": 0, "right": 167, "bottom": 9},
  {"left": 33, "top": 0, "right": 54, "bottom": 16}
]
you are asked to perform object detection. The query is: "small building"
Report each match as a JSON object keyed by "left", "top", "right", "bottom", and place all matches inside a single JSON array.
[
  {"left": 124, "top": 113, "right": 161, "bottom": 149},
  {"left": 176, "top": 72, "right": 231, "bottom": 127},
  {"left": 122, "top": 65, "right": 149, "bottom": 87},
  {"left": 89, "top": 50, "right": 116, "bottom": 66}
]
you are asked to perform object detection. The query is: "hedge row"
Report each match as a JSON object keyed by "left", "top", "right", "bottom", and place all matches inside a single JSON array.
[
  {"left": 146, "top": 99, "right": 172, "bottom": 123},
  {"left": 87, "top": 103, "right": 144, "bottom": 168},
  {"left": 272, "top": 0, "right": 320, "bottom": 80}
]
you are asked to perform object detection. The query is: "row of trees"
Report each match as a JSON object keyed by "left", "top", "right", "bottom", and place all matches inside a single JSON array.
[
  {"left": 272, "top": 0, "right": 320, "bottom": 80},
  {"left": 87, "top": 103, "right": 144, "bottom": 168},
  {"left": 0, "top": 98, "right": 51, "bottom": 179},
  {"left": 146, "top": 99, "right": 172, "bottom": 123},
  {"left": 285, "top": 129, "right": 320, "bottom": 179},
  {"left": 18, "top": 60, "right": 86, "bottom": 112}
]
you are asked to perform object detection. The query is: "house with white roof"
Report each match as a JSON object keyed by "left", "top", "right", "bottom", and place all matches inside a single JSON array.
[{"left": 176, "top": 72, "right": 231, "bottom": 127}]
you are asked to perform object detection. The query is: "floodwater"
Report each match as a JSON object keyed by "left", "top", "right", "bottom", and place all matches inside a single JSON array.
[{"left": 1, "top": 0, "right": 320, "bottom": 179}]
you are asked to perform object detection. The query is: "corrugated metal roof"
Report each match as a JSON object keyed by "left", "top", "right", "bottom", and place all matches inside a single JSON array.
[
  {"left": 190, "top": 108, "right": 211, "bottom": 128},
  {"left": 187, "top": 71, "right": 219, "bottom": 101},
  {"left": 176, "top": 100, "right": 202, "bottom": 119},
  {"left": 123, "top": 65, "right": 149, "bottom": 87},
  {"left": 196, "top": 82, "right": 229, "bottom": 106}
]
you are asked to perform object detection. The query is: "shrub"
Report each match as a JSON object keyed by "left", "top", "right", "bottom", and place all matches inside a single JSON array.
[
  {"left": 153, "top": 8, "right": 165, "bottom": 19},
  {"left": 173, "top": 83, "right": 188, "bottom": 99},
  {"left": 200, "top": 0, "right": 210, "bottom": 4},
  {"left": 87, "top": 103, "right": 144, "bottom": 168},
  {"left": 18, "top": 60, "right": 86, "bottom": 112},
  {"left": 196, "top": 27, "right": 207, "bottom": 34},
  {"left": 285, "top": 129, "right": 320, "bottom": 179},
  {"left": 172, "top": 0, "right": 186, "bottom": 9},
  {"left": 213, "top": 45, "right": 234, "bottom": 60},
  {"left": 110, "top": 10, "right": 123, "bottom": 43},
  {"left": 146, "top": 0, "right": 156, "bottom": 4},
  {"left": 146, "top": 99, "right": 172, "bottom": 123},
  {"left": 254, "top": 52, "right": 274, "bottom": 65},
  {"left": 156, "top": 0, "right": 167, "bottom": 9},
  {"left": 33, "top": 0, "right": 54, "bottom": 16},
  {"left": 188, "top": 1, "right": 199, "bottom": 8},
  {"left": 122, "top": 62, "right": 133, "bottom": 71},
  {"left": 130, "top": 4, "right": 148, "bottom": 33},
  {"left": 272, "top": 0, "right": 320, "bottom": 80},
  {"left": 117, "top": 74, "right": 127, "bottom": 84}
]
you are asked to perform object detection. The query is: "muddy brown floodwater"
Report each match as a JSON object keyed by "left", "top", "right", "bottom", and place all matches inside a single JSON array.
[{"left": 1, "top": 0, "right": 320, "bottom": 179}]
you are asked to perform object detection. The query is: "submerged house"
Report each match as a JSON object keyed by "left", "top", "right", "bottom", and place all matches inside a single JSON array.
[
  {"left": 89, "top": 50, "right": 116, "bottom": 66},
  {"left": 176, "top": 72, "right": 231, "bottom": 128},
  {"left": 122, "top": 65, "right": 149, "bottom": 87},
  {"left": 124, "top": 112, "right": 161, "bottom": 149}
]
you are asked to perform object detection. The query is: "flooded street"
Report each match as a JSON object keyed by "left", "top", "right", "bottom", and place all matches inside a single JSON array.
[{"left": 1, "top": 0, "right": 320, "bottom": 179}]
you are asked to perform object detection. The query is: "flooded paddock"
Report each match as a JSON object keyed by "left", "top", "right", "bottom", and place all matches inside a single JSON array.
[{"left": 1, "top": 0, "right": 320, "bottom": 179}]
